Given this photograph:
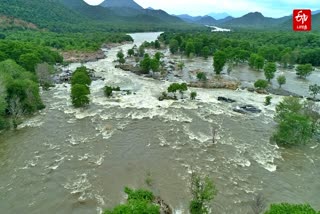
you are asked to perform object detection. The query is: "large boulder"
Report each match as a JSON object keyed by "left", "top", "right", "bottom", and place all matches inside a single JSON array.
[
  {"left": 233, "top": 105, "right": 262, "bottom": 114},
  {"left": 218, "top": 96, "right": 236, "bottom": 103}
]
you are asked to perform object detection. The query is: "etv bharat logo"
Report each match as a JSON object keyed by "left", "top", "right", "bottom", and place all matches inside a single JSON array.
[{"left": 293, "top": 9, "right": 311, "bottom": 31}]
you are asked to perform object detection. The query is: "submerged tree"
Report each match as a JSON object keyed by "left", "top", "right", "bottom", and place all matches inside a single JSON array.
[
  {"left": 197, "top": 72, "right": 207, "bottom": 81},
  {"left": 296, "top": 64, "right": 313, "bottom": 78},
  {"left": 71, "top": 84, "right": 90, "bottom": 108},
  {"left": 264, "top": 62, "right": 276, "bottom": 82},
  {"left": 277, "top": 75, "right": 286, "bottom": 88},
  {"left": 309, "top": 84, "right": 320, "bottom": 99},
  {"left": 273, "top": 97, "right": 318, "bottom": 145},
  {"left": 35, "top": 62, "right": 54, "bottom": 90},
  {"left": 251, "top": 193, "right": 266, "bottom": 214},
  {"left": 189, "top": 172, "right": 217, "bottom": 214},
  {"left": 104, "top": 187, "right": 159, "bottom": 214},
  {"left": 213, "top": 50, "right": 226, "bottom": 75}
]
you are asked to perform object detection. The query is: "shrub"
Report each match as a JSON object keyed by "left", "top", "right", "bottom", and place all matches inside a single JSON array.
[
  {"left": 265, "top": 96, "right": 272, "bottom": 106},
  {"left": 104, "top": 187, "right": 160, "bottom": 214},
  {"left": 190, "top": 92, "right": 197, "bottom": 100},
  {"left": 189, "top": 173, "right": 217, "bottom": 214},
  {"left": 104, "top": 86, "right": 120, "bottom": 97},
  {"left": 309, "top": 84, "right": 320, "bottom": 99},
  {"left": 196, "top": 72, "right": 207, "bottom": 81},
  {"left": 264, "top": 203, "right": 318, "bottom": 214},
  {"left": 254, "top": 79, "right": 268, "bottom": 89}
]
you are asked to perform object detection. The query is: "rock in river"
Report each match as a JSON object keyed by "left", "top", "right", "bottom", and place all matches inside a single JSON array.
[
  {"left": 233, "top": 105, "right": 262, "bottom": 114},
  {"left": 218, "top": 96, "right": 236, "bottom": 103}
]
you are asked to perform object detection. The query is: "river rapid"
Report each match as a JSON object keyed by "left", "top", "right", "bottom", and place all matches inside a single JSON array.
[{"left": 0, "top": 32, "right": 319, "bottom": 214}]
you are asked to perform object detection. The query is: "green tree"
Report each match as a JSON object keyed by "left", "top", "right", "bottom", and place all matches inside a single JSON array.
[
  {"left": 190, "top": 92, "right": 197, "bottom": 100},
  {"left": 71, "top": 71, "right": 92, "bottom": 86},
  {"left": 104, "top": 86, "right": 120, "bottom": 97},
  {"left": 117, "top": 50, "right": 124, "bottom": 60},
  {"left": 249, "top": 54, "right": 264, "bottom": 70},
  {"left": 154, "top": 52, "right": 162, "bottom": 61},
  {"left": 71, "top": 84, "right": 90, "bottom": 108},
  {"left": 177, "top": 61, "right": 185, "bottom": 71},
  {"left": 264, "top": 62, "right": 276, "bottom": 82},
  {"left": 309, "top": 84, "right": 320, "bottom": 99},
  {"left": 150, "top": 58, "right": 160, "bottom": 72},
  {"left": 169, "top": 39, "right": 179, "bottom": 54},
  {"left": 138, "top": 45, "right": 145, "bottom": 57},
  {"left": 296, "top": 64, "right": 313, "bottom": 78},
  {"left": 273, "top": 97, "right": 317, "bottom": 145},
  {"left": 213, "top": 50, "right": 226, "bottom": 75},
  {"left": 140, "top": 54, "right": 151, "bottom": 74},
  {"left": 167, "top": 83, "right": 187, "bottom": 99},
  {"left": 254, "top": 79, "right": 268, "bottom": 89},
  {"left": 249, "top": 54, "right": 257, "bottom": 68},
  {"left": 127, "top": 49, "right": 134, "bottom": 57},
  {"left": 202, "top": 46, "right": 210, "bottom": 59},
  {"left": 255, "top": 55, "right": 265, "bottom": 70},
  {"left": 179, "top": 83, "right": 188, "bottom": 96},
  {"left": 104, "top": 187, "right": 159, "bottom": 214},
  {"left": 189, "top": 173, "right": 217, "bottom": 214},
  {"left": 265, "top": 96, "right": 272, "bottom": 106},
  {"left": 197, "top": 72, "right": 207, "bottom": 81},
  {"left": 277, "top": 75, "right": 286, "bottom": 88},
  {"left": 119, "top": 57, "right": 126, "bottom": 64},
  {"left": 154, "top": 40, "right": 161, "bottom": 49},
  {"left": 186, "top": 41, "right": 195, "bottom": 57},
  {"left": 18, "top": 53, "right": 41, "bottom": 72},
  {"left": 264, "top": 203, "right": 318, "bottom": 214}
]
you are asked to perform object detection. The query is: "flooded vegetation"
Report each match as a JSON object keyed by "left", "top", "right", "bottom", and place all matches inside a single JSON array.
[{"left": 1, "top": 33, "right": 320, "bottom": 214}]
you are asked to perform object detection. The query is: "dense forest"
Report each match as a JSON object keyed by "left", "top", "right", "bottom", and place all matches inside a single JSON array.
[{"left": 160, "top": 31, "right": 320, "bottom": 67}]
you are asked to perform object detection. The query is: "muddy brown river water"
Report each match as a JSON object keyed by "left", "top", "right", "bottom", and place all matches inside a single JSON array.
[{"left": 0, "top": 32, "right": 319, "bottom": 214}]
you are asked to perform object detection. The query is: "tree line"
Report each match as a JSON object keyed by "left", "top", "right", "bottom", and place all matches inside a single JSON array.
[{"left": 160, "top": 31, "right": 320, "bottom": 67}]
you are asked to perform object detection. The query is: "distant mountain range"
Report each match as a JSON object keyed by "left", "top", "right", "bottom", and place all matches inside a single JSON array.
[
  {"left": 176, "top": 14, "right": 234, "bottom": 25},
  {"left": 0, "top": 0, "right": 318, "bottom": 32},
  {"left": 220, "top": 11, "right": 320, "bottom": 30},
  {"left": 177, "top": 10, "right": 320, "bottom": 30},
  {"left": 0, "top": 0, "right": 193, "bottom": 32},
  {"left": 207, "top": 12, "right": 230, "bottom": 20}
]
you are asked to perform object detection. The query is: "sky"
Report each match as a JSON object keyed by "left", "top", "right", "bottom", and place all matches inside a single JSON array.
[{"left": 83, "top": 0, "right": 319, "bottom": 18}]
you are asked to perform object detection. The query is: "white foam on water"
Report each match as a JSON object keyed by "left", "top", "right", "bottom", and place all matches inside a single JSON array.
[
  {"left": 95, "top": 154, "right": 105, "bottom": 166},
  {"left": 66, "top": 135, "right": 88, "bottom": 146},
  {"left": 18, "top": 116, "right": 44, "bottom": 129},
  {"left": 182, "top": 125, "right": 212, "bottom": 144},
  {"left": 64, "top": 173, "right": 92, "bottom": 196}
]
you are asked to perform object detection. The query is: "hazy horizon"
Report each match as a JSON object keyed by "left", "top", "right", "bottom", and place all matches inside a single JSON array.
[{"left": 83, "top": 0, "right": 319, "bottom": 18}]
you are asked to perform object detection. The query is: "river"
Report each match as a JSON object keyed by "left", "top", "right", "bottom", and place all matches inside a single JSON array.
[{"left": 0, "top": 32, "right": 319, "bottom": 214}]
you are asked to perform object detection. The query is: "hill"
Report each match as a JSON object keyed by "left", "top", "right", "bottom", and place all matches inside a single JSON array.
[
  {"left": 100, "top": 0, "right": 143, "bottom": 10},
  {"left": 220, "top": 12, "right": 280, "bottom": 28},
  {"left": 0, "top": 0, "right": 88, "bottom": 31},
  {"left": 278, "top": 13, "right": 320, "bottom": 31},
  {"left": 0, "top": 0, "right": 202, "bottom": 32},
  {"left": 100, "top": 0, "right": 183, "bottom": 23}
]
